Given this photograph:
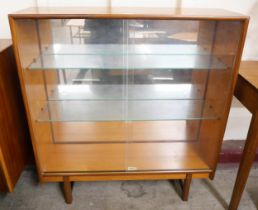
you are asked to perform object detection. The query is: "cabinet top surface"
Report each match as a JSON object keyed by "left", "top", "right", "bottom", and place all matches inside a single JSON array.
[
  {"left": 240, "top": 61, "right": 258, "bottom": 90},
  {"left": 9, "top": 7, "right": 248, "bottom": 20}
]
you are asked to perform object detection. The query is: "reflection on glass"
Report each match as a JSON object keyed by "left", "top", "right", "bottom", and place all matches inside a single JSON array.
[{"left": 27, "top": 19, "right": 241, "bottom": 145}]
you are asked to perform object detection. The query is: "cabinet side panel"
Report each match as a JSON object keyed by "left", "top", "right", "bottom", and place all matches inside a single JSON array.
[
  {"left": 10, "top": 19, "right": 55, "bottom": 175},
  {"left": 0, "top": 46, "right": 32, "bottom": 191},
  {"left": 0, "top": 141, "right": 9, "bottom": 191},
  {"left": 188, "top": 21, "right": 217, "bottom": 155},
  {"left": 198, "top": 20, "right": 247, "bottom": 172}
]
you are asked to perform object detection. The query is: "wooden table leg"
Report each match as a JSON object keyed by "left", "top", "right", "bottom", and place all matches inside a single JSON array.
[
  {"left": 229, "top": 111, "right": 258, "bottom": 210},
  {"left": 182, "top": 173, "right": 192, "bottom": 201},
  {"left": 63, "top": 176, "right": 73, "bottom": 204}
]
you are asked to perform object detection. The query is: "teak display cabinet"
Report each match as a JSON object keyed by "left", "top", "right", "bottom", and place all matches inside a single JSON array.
[{"left": 9, "top": 7, "right": 248, "bottom": 203}]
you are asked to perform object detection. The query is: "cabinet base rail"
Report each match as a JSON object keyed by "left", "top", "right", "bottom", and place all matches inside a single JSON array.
[{"left": 61, "top": 173, "right": 193, "bottom": 204}]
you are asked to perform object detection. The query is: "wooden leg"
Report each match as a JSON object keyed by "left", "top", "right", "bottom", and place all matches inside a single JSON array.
[
  {"left": 63, "top": 176, "right": 73, "bottom": 204},
  {"left": 229, "top": 112, "right": 258, "bottom": 210},
  {"left": 182, "top": 173, "right": 192, "bottom": 201},
  {"left": 209, "top": 171, "right": 216, "bottom": 180}
]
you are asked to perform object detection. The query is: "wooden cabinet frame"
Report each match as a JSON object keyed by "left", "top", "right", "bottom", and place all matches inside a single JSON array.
[{"left": 9, "top": 7, "right": 249, "bottom": 203}]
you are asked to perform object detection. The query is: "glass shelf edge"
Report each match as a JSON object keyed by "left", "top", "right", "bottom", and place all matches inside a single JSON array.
[
  {"left": 35, "top": 117, "right": 220, "bottom": 123},
  {"left": 47, "top": 98, "right": 206, "bottom": 101},
  {"left": 53, "top": 140, "right": 199, "bottom": 144},
  {"left": 42, "top": 168, "right": 212, "bottom": 175},
  {"left": 28, "top": 67, "right": 229, "bottom": 71}
]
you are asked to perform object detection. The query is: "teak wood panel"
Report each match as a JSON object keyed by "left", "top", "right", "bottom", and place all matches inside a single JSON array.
[
  {"left": 0, "top": 148, "right": 9, "bottom": 191},
  {"left": 234, "top": 74, "right": 258, "bottom": 114},
  {"left": 40, "top": 142, "right": 209, "bottom": 173},
  {"left": 199, "top": 19, "right": 249, "bottom": 177},
  {"left": 40, "top": 172, "right": 210, "bottom": 182},
  {"left": 189, "top": 22, "right": 244, "bottom": 170},
  {"left": 9, "top": 7, "right": 248, "bottom": 20},
  {"left": 0, "top": 40, "right": 31, "bottom": 192},
  {"left": 9, "top": 19, "right": 56, "bottom": 181},
  {"left": 52, "top": 121, "right": 199, "bottom": 143},
  {"left": 228, "top": 61, "right": 258, "bottom": 210}
]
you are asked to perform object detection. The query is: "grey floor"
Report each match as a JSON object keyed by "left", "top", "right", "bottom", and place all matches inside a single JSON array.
[{"left": 0, "top": 165, "right": 258, "bottom": 210}]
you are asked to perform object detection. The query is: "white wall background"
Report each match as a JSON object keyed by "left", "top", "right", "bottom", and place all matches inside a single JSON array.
[
  {"left": 0, "top": 0, "right": 37, "bottom": 38},
  {"left": 0, "top": 0, "right": 255, "bottom": 140}
]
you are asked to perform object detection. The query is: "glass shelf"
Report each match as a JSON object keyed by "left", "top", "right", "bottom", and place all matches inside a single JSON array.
[
  {"left": 36, "top": 99, "right": 220, "bottom": 122},
  {"left": 49, "top": 84, "right": 204, "bottom": 101},
  {"left": 28, "top": 44, "right": 227, "bottom": 70},
  {"left": 44, "top": 44, "right": 210, "bottom": 55}
]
